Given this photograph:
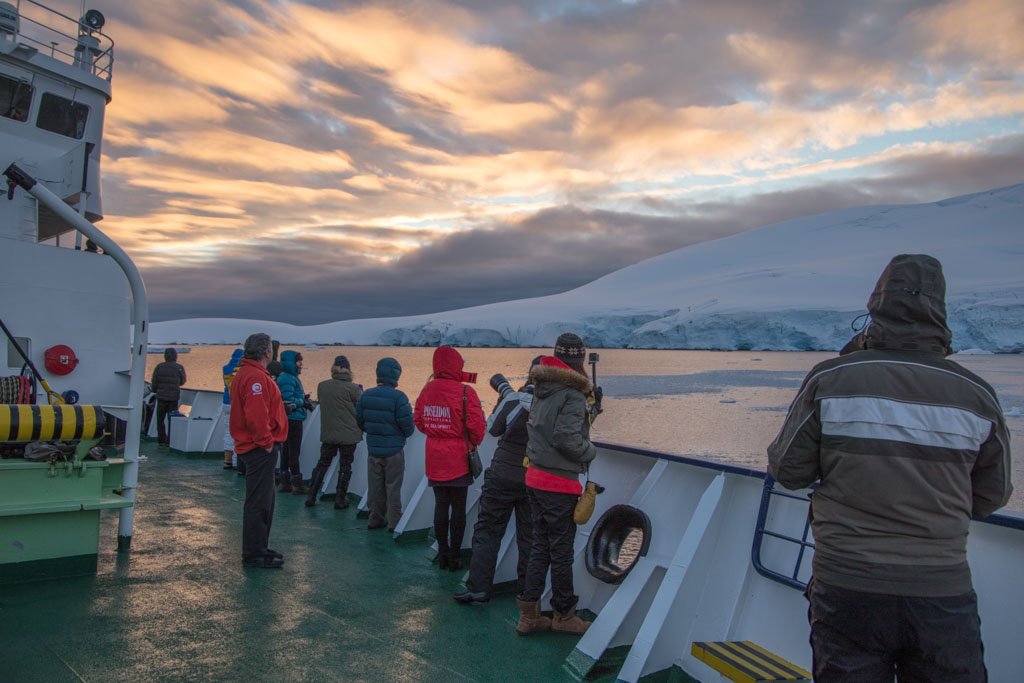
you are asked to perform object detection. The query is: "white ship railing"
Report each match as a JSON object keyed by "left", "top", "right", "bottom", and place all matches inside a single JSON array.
[{"left": 3, "top": 0, "right": 113, "bottom": 80}]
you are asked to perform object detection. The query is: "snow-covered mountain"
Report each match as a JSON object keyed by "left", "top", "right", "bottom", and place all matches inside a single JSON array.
[{"left": 153, "top": 184, "right": 1024, "bottom": 352}]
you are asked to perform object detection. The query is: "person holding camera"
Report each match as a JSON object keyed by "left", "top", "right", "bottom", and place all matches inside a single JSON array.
[
  {"left": 275, "top": 350, "right": 310, "bottom": 495},
  {"left": 454, "top": 357, "right": 542, "bottom": 605},
  {"left": 414, "top": 346, "right": 487, "bottom": 571},
  {"left": 517, "top": 332, "right": 597, "bottom": 636}
]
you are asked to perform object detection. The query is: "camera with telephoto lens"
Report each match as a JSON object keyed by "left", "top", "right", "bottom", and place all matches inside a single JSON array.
[{"left": 489, "top": 373, "right": 514, "bottom": 400}]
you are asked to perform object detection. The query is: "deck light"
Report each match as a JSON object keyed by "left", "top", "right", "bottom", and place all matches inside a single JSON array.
[{"left": 81, "top": 9, "right": 104, "bottom": 31}]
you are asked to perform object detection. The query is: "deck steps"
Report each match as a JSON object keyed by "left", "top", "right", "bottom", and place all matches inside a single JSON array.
[{"left": 690, "top": 641, "right": 810, "bottom": 682}]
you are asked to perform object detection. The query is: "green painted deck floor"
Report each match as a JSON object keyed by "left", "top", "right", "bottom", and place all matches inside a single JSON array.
[{"left": 0, "top": 445, "right": 649, "bottom": 682}]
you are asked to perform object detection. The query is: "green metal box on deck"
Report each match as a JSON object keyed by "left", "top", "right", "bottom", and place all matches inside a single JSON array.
[{"left": 0, "top": 459, "right": 130, "bottom": 584}]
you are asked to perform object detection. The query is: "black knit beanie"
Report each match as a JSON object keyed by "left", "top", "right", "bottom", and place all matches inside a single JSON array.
[{"left": 553, "top": 333, "right": 586, "bottom": 365}]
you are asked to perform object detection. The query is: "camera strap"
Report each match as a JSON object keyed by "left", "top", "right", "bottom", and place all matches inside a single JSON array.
[{"left": 461, "top": 385, "right": 470, "bottom": 453}]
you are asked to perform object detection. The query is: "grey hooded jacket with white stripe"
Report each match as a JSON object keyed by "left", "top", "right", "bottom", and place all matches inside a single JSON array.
[{"left": 768, "top": 254, "right": 1012, "bottom": 597}]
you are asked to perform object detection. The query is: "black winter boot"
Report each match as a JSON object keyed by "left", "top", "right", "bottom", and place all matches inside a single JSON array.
[
  {"left": 277, "top": 471, "right": 292, "bottom": 493},
  {"left": 448, "top": 524, "right": 466, "bottom": 572},
  {"left": 334, "top": 469, "right": 352, "bottom": 509},
  {"left": 305, "top": 466, "right": 327, "bottom": 507},
  {"left": 436, "top": 543, "right": 451, "bottom": 570},
  {"left": 290, "top": 474, "right": 307, "bottom": 495}
]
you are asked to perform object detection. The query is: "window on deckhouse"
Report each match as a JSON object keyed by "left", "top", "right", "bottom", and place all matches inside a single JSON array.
[
  {"left": 36, "top": 92, "right": 89, "bottom": 139},
  {"left": 1, "top": 74, "right": 33, "bottom": 122}
]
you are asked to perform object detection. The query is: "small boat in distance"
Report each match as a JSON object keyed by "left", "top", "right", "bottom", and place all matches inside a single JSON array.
[{"left": 147, "top": 346, "right": 190, "bottom": 354}]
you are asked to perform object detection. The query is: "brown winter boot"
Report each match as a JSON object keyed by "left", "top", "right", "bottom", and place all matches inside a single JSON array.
[
  {"left": 552, "top": 606, "right": 591, "bottom": 635},
  {"left": 290, "top": 474, "right": 307, "bottom": 495},
  {"left": 515, "top": 599, "right": 552, "bottom": 636}
]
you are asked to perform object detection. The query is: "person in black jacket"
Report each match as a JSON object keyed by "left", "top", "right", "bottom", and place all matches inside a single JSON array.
[
  {"left": 453, "top": 358, "right": 541, "bottom": 604},
  {"left": 151, "top": 348, "right": 186, "bottom": 446}
]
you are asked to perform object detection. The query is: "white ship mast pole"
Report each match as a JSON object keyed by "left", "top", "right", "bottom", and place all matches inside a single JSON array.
[{"left": 5, "top": 163, "right": 148, "bottom": 550}]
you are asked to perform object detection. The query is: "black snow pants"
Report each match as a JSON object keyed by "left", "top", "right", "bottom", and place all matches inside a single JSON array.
[
  {"left": 520, "top": 487, "right": 578, "bottom": 613},
  {"left": 464, "top": 468, "right": 532, "bottom": 595}
]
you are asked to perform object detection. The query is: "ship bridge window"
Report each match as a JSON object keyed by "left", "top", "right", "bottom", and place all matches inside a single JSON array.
[
  {"left": 36, "top": 92, "right": 89, "bottom": 139},
  {"left": 585, "top": 504, "right": 652, "bottom": 584},
  {"left": 1, "top": 75, "right": 33, "bottom": 122}
]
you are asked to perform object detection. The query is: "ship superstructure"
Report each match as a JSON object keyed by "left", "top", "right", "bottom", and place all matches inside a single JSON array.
[{"left": 1, "top": 1, "right": 146, "bottom": 580}]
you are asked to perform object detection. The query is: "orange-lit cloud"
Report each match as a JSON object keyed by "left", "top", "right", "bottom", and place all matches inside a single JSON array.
[{"left": 72, "top": 0, "right": 1024, "bottom": 323}]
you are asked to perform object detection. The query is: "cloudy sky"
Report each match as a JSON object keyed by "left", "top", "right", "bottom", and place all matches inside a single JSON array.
[{"left": 47, "top": 0, "right": 1024, "bottom": 323}]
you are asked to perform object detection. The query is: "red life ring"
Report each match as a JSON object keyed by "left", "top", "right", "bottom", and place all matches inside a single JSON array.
[{"left": 44, "top": 344, "right": 79, "bottom": 376}]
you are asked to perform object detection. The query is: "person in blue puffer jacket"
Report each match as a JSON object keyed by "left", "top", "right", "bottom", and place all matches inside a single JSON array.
[
  {"left": 275, "top": 350, "right": 308, "bottom": 494},
  {"left": 222, "top": 348, "right": 244, "bottom": 470},
  {"left": 356, "top": 357, "right": 415, "bottom": 531}
]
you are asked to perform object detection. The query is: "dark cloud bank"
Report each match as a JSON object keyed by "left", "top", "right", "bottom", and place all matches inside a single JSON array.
[{"left": 145, "top": 139, "right": 1024, "bottom": 324}]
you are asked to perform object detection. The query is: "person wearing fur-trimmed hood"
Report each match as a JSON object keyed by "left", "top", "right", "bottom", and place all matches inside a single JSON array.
[{"left": 516, "top": 332, "right": 596, "bottom": 637}]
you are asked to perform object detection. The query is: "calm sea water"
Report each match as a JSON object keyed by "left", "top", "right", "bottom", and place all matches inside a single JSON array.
[{"left": 149, "top": 346, "right": 1024, "bottom": 513}]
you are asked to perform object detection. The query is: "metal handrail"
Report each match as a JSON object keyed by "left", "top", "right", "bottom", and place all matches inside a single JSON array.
[
  {"left": 7, "top": 0, "right": 114, "bottom": 80},
  {"left": 4, "top": 163, "right": 148, "bottom": 551},
  {"left": 751, "top": 474, "right": 815, "bottom": 590}
]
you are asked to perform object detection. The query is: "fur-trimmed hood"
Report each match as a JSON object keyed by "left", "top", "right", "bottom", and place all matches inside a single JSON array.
[{"left": 529, "top": 357, "right": 592, "bottom": 398}]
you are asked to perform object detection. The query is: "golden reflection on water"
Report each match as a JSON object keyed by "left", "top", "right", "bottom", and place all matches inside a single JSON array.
[
  {"left": 617, "top": 528, "right": 644, "bottom": 569},
  {"left": 148, "top": 346, "right": 1024, "bottom": 512}
]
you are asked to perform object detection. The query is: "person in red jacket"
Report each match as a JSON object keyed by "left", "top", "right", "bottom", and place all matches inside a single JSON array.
[
  {"left": 414, "top": 346, "right": 487, "bottom": 570},
  {"left": 230, "top": 333, "right": 289, "bottom": 569}
]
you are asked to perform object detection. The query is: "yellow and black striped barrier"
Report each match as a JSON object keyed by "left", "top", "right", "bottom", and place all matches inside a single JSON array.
[
  {"left": 0, "top": 404, "right": 106, "bottom": 443},
  {"left": 691, "top": 641, "right": 811, "bottom": 682}
]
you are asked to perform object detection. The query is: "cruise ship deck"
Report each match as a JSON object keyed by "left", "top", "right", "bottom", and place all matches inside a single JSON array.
[{"left": 1, "top": 442, "right": 684, "bottom": 682}]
